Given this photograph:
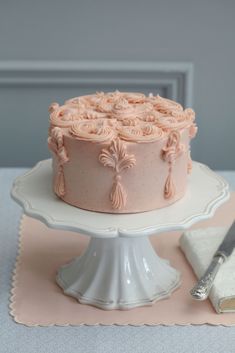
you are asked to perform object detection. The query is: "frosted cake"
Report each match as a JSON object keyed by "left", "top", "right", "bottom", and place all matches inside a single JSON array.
[{"left": 48, "top": 91, "right": 197, "bottom": 213}]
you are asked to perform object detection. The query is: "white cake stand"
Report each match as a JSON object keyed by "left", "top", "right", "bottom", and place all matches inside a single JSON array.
[{"left": 11, "top": 159, "right": 230, "bottom": 310}]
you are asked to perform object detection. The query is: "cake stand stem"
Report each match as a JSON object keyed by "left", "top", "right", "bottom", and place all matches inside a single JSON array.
[{"left": 56, "top": 235, "right": 181, "bottom": 310}]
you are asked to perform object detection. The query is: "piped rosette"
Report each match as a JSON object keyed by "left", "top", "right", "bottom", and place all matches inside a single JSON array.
[
  {"left": 69, "top": 119, "right": 116, "bottom": 143},
  {"left": 118, "top": 123, "right": 166, "bottom": 143},
  {"left": 50, "top": 103, "right": 107, "bottom": 128},
  {"left": 111, "top": 96, "right": 136, "bottom": 120},
  {"left": 111, "top": 96, "right": 153, "bottom": 121},
  {"left": 150, "top": 95, "right": 184, "bottom": 115},
  {"left": 49, "top": 104, "right": 84, "bottom": 128},
  {"left": 156, "top": 116, "right": 191, "bottom": 132}
]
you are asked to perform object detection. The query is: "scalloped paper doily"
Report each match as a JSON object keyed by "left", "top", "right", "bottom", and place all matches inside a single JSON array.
[{"left": 10, "top": 193, "right": 235, "bottom": 326}]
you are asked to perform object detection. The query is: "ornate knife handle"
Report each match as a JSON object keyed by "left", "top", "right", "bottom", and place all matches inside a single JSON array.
[{"left": 190, "top": 255, "right": 225, "bottom": 301}]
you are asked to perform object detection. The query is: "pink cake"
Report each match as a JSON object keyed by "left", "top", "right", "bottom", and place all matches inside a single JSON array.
[{"left": 48, "top": 91, "right": 197, "bottom": 213}]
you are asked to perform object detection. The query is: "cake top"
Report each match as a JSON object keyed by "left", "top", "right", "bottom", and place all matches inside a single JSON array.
[{"left": 49, "top": 91, "right": 197, "bottom": 143}]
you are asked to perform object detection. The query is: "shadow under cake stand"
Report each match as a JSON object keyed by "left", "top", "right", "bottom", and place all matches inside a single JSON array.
[{"left": 11, "top": 160, "right": 230, "bottom": 310}]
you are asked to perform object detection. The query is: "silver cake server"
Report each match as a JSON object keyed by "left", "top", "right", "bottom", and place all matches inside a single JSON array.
[{"left": 190, "top": 221, "right": 235, "bottom": 301}]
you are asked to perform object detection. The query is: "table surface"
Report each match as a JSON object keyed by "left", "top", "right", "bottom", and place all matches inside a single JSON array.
[{"left": 1, "top": 168, "right": 235, "bottom": 353}]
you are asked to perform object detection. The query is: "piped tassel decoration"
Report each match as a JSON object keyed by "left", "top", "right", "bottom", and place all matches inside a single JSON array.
[
  {"left": 164, "top": 171, "right": 175, "bottom": 199},
  {"left": 54, "top": 165, "right": 66, "bottom": 197},
  {"left": 48, "top": 127, "right": 69, "bottom": 198},
  {"left": 110, "top": 175, "right": 127, "bottom": 210},
  {"left": 187, "top": 151, "right": 193, "bottom": 174},
  {"left": 161, "top": 130, "right": 185, "bottom": 200},
  {"left": 99, "top": 139, "right": 136, "bottom": 210}
]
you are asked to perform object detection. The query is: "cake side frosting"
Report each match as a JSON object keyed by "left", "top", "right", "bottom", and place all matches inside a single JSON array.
[{"left": 48, "top": 91, "right": 197, "bottom": 213}]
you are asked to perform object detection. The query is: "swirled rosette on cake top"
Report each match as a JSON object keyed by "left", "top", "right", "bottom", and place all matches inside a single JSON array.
[
  {"left": 70, "top": 119, "right": 116, "bottom": 143},
  {"left": 49, "top": 104, "right": 83, "bottom": 128},
  {"left": 121, "top": 92, "right": 146, "bottom": 104},
  {"left": 50, "top": 104, "right": 107, "bottom": 128},
  {"left": 118, "top": 123, "right": 166, "bottom": 143},
  {"left": 150, "top": 95, "right": 184, "bottom": 115}
]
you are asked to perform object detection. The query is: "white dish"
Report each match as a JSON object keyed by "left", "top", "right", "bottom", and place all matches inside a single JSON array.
[{"left": 11, "top": 160, "right": 230, "bottom": 309}]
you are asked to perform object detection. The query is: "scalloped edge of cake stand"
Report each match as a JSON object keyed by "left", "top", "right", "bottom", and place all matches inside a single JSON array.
[{"left": 11, "top": 159, "right": 230, "bottom": 238}]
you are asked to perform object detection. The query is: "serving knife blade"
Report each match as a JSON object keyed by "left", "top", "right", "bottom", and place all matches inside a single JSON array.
[{"left": 190, "top": 221, "right": 235, "bottom": 301}]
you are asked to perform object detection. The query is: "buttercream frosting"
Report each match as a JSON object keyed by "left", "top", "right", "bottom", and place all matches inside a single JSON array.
[
  {"left": 118, "top": 123, "right": 166, "bottom": 143},
  {"left": 48, "top": 91, "right": 196, "bottom": 213},
  {"left": 161, "top": 130, "right": 185, "bottom": 199},
  {"left": 49, "top": 92, "right": 197, "bottom": 144},
  {"left": 70, "top": 120, "right": 115, "bottom": 143},
  {"left": 48, "top": 127, "right": 69, "bottom": 197}
]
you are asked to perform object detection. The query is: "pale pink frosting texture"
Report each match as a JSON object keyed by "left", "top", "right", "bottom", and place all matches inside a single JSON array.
[
  {"left": 49, "top": 91, "right": 196, "bottom": 142},
  {"left": 161, "top": 130, "right": 185, "bottom": 199},
  {"left": 48, "top": 127, "right": 69, "bottom": 197},
  {"left": 70, "top": 120, "right": 115, "bottom": 143},
  {"left": 48, "top": 91, "right": 197, "bottom": 213}
]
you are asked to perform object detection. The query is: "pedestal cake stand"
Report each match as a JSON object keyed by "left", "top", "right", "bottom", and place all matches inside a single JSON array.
[{"left": 11, "top": 160, "right": 230, "bottom": 310}]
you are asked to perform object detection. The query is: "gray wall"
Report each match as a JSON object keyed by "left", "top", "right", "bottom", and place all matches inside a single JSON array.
[{"left": 1, "top": 0, "right": 235, "bottom": 169}]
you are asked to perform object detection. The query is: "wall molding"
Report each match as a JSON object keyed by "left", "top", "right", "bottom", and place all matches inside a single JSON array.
[{"left": 0, "top": 61, "right": 194, "bottom": 106}]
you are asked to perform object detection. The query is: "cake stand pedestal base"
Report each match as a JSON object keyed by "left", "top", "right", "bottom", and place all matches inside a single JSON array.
[
  {"left": 56, "top": 236, "right": 181, "bottom": 310},
  {"left": 11, "top": 159, "right": 230, "bottom": 310}
]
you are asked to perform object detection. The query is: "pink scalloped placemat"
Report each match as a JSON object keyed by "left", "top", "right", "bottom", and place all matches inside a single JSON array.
[{"left": 10, "top": 193, "right": 235, "bottom": 326}]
